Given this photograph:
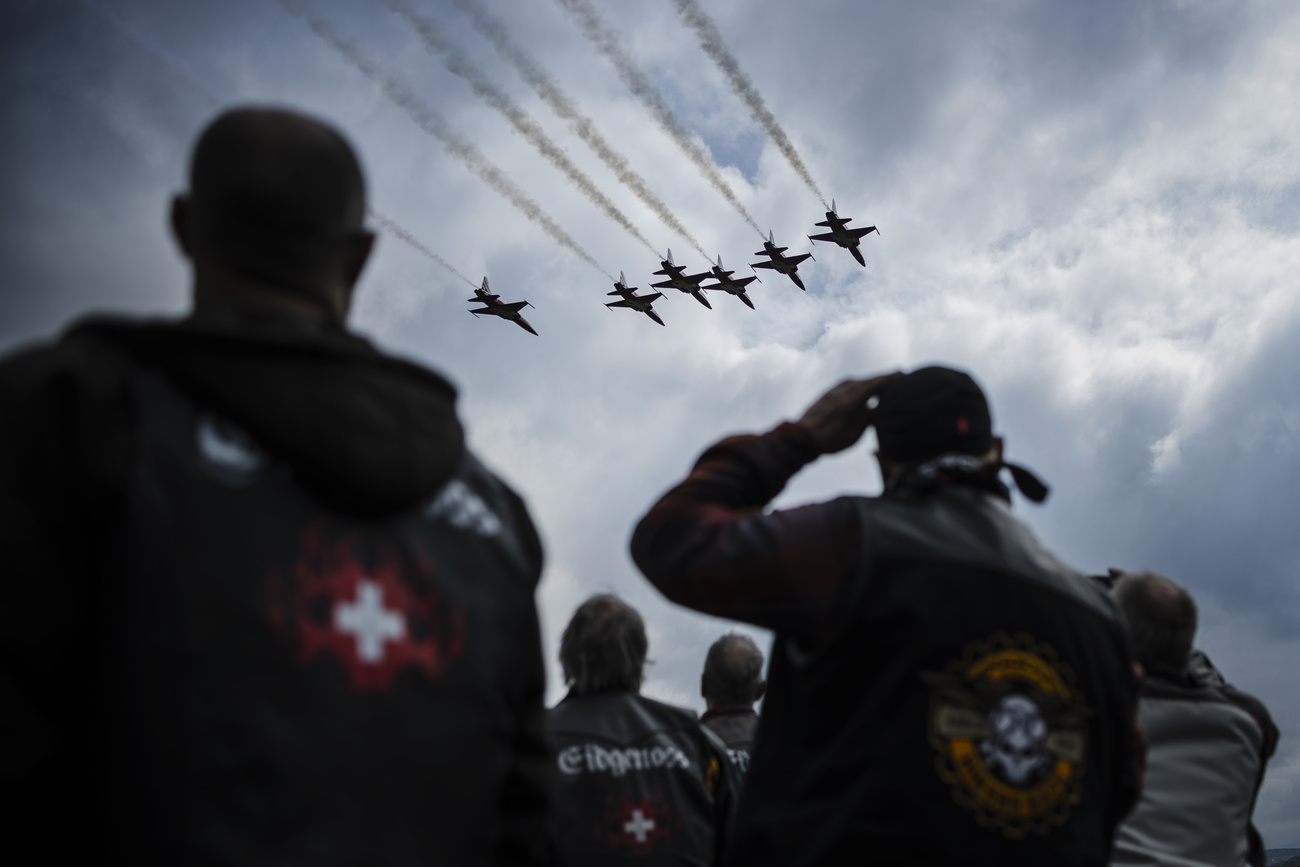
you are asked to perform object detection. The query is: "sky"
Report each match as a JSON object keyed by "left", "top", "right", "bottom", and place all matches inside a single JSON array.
[{"left": 2, "top": 0, "right": 1298, "bottom": 847}]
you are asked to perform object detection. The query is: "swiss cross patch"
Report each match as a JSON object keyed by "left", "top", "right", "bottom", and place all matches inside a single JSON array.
[
  {"left": 267, "top": 525, "right": 464, "bottom": 691},
  {"left": 601, "top": 790, "right": 676, "bottom": 852}
]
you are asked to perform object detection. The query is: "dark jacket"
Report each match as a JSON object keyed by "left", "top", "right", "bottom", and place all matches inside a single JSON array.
[
  {"left": 632, "top": 424, "right": 1141, "bottom": 867},
  {"left": 0, "top": 312, "right": 553, "bottom": 865},
  {"left": 550, "top": 690, "right": 739, "bottom": 866},
  {"left": 701, "top": 709, "right": 760, "bottom": 775},
  {"left": 1111, "top": 651, "right": 1279, "bottom": 867}
]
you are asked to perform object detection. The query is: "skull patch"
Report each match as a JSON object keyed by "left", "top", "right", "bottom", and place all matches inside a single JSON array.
[{"left": 926, "top": 633, "right": 1090, "bottom": 839}]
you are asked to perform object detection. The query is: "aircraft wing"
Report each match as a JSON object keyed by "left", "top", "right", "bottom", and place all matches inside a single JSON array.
[
  {"left": 649, "top": 278, "right": 677, "bottom": 289},
  {"left": 808, "top": 231, "right": 839, "bottom": 243},
  {"left": 788, "top": 252, "right": 813, "bottom": 265},
  {"left": 643, "top": 292, "right": 664, "bottom": 303},
  {"left": 606, "top": 299, "right": 635, "bottom": 309},
  {"left": 498, "top": 300, "right": 529, "bottom": 312},
  {"left": 750, "top": 260, "right": 781, "bottom": 271},
  {"left": 849, "top": 226, "right": 879, "bottom": 238},
  {"left": 468, "top": 306, "right": 500, "bottom": 316},
  {"left": 734, "top": 275, "right": 758, "bottom": 288}
]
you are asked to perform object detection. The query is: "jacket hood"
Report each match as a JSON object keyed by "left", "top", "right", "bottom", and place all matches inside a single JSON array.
[{"left": 70, "top": 312, "right": 464, "bottom": 519}]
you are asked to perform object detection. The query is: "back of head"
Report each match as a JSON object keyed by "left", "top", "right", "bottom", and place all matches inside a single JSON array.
[
  {"left": 559, "top": 594, "right": 648, "bottom": 696},
  {"left": 873, "top": 366, "right": 993, "bottom": 463},
  {"left": 702, "top": 633, "right": 764, "bottom": 708},
  {"left": 1113, "top": 572, "right": 1198, "bottom": 678},
  {"left": 187, "top": 106, "right": 366, "bottom": 296}
]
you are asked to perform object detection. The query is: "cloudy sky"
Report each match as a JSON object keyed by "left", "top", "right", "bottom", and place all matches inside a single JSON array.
[{"left": 3, "top": 0, "right": 1299, "bottom": 846}]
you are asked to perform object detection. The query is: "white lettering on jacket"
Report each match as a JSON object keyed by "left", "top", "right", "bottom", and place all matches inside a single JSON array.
[{"left": 557, "top": 743, "right": 691, "bottom": 777}]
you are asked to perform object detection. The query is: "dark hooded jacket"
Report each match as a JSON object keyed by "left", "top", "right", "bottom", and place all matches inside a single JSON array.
[{"left": 0, "top": 311, "right": 552, "bottom": 866}]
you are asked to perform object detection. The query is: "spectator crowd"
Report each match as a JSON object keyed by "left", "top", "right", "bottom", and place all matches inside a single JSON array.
[{"left": 0, "top": 107, "right": 1280, "bottom": 866}]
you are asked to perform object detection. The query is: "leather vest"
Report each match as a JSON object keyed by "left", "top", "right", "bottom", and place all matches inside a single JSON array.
[
  {"left": 90, "top": 366, "right": 545, "bottom": 865},
  {"left": 727, "top": 485, "right": 1137, "bottom": 867},
  {"left": 550, "top": 691, "right": 736, "bottom": 866}
]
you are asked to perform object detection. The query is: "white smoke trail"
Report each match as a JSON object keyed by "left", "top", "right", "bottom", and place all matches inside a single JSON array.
[
  {"left": 552, "top": 0, "right": 764, "bottom": 237},
  {"left": 367, "top": 209, "right": 477, "bottom": 288},
  {"left": 451, "top": 0, "right": 712, "bottom": 262},
  {"left": 669, "top": 0, "right": 828, "bottom": 209},
  {"left": 380, "top": 0, "right": 658, "bottom": 258},
  {"left": 279, "top": 0, "right": 612, "bottom": 278},
  {"left": 79, "top": 1, "right": 480, "bottom": 289}
]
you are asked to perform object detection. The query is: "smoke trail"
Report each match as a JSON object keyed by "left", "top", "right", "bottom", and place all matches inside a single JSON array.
[
  {"left": 279, "top": 0, "right": 611, "bottom": 278},
  {"left": 451, "top": 0, "right": 711, "bottom": 263},
  {"left": 670, "top": 0, "right": 828, "bottom": 209},
  {"left": 552, "top": 0, "right": 764, "bottom": 237},
  {"left": 368, "top": 209, "right": 477, "bottom": 288},
  {"left": 380, "top": 0, "right": 657, "bottom": 258},
  {"left": 78, "top": 1, "right": 477, "bottom": 290},
  {"left": 76, "top": 0, "right": 222, "bottom": 107}
]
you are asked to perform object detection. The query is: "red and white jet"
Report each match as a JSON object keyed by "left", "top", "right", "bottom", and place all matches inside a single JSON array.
[
  {"left": 651, "top": 249, "right": 713, "bottom": 309},
  {"left": 808, "top": 200, "right": 878, "bottom": 267},
  {"left": 468, "top": 277, "right": 537, "bottom": 335},
  {"left": 703, "top": 255, "right": 759, "bottom": 309},
  {"left": 606, "top": 272, "right": 666, "bottom": 326}
]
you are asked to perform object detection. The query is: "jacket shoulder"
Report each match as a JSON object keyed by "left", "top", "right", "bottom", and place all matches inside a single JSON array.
[
  {"left": 854, "top": 487, "right": 1123, "bottom": 626},
  {"left": 423, "top": 450, "right": 544, "bottom": 585},
  {"left": 551, "top": 692, "right": 700, "bottom": 741}
]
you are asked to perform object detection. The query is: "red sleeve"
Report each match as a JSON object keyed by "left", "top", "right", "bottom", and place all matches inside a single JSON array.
[{"left": 630, "top": 422, "right": 860, "bottom": 640}]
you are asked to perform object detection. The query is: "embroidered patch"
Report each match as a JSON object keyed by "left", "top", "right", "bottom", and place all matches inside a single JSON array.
[
  {"left": 601, "top": 790, "right": 677, "bottom": 852},
  {"left": 267, "top": 526, "right": 464, "bottom": 691},
  {"left": 926, "top": 632, "right": 1090, "bottom": 839}
]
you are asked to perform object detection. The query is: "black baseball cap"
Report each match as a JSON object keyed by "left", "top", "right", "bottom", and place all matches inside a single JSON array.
[{"left": 874, "top": 366, "right": 994, "bottom": 463}]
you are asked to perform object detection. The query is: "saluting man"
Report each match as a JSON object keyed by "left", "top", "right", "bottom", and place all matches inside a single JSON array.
[{"left": 632, "top": 367, "right": 1145, "bottom": 866}]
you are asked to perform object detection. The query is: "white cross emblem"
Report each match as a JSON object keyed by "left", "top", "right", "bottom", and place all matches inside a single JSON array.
[
  {"left": 623, "top": 809, "right": 656, "bottom": 843},
  {"left": 334, "top": 580, "right": 405, "bottom": 664}
]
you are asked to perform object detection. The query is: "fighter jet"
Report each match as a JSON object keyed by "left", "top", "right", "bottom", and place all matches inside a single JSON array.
[
  {"left": 651, "top": 249, "right": 713, "bottom": 309},
  {"left": 750, "top": 230, "right": 814, "bottom": 291},
  {"left": 808, "top": 200, "right": 878, "bottom": 266},
  {"left": 606, "top": 272, "right": 666, "bottom": 326},
  {"left": 467, "top": 276, "right": 538, "bottom": 335},
  {"left": 703, "top": 255, "right": 759, "bottom": 309}
]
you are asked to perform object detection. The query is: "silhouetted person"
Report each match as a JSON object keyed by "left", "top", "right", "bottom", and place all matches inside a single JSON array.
[
  {"left": 550, "top": 594, "right": 739, "bottom": 865},
  {"left": 1110, "top": 572, "right": 1278, "bottom": 867},
  {"left": 632, "top": 367, "right": 1144, "bottom": 866},
  {"left": 700, "top": 633, "right": 766, "bottom": 775},
  {"left": 0, "top": 107, "right": 553, "bottom": 864}
]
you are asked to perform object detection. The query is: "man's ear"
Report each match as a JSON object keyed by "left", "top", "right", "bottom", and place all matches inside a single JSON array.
[
  {"left": 170, "top": 195, "right": 193, "bottom": 260},
  {"left": 754, "top": 680, "right": 767, "bottom": 703}
]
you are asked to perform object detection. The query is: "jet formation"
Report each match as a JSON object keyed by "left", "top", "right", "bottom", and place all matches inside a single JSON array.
[{"left": 472, "top": 204, "right": 875, "bottom": 331}]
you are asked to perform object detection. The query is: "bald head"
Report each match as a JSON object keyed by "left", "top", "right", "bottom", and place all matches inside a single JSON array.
[
  {"left": 702, "top": 634, "right": 765, "bottom": 709},
  {"left": 173, "top": 107, "right": 373, "bottom": 320},
  {"left": 1113, "top": 572, "right": 1198, "bottom": 678}
]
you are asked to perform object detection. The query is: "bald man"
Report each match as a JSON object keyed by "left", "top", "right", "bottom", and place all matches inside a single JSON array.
[{"left": 0, "top": 108, "right": 553, "bottom": 865}]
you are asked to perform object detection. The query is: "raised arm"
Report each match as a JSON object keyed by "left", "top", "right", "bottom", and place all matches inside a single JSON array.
[{"left": 630, "top": 375, "right": 896, "bottom": 639}]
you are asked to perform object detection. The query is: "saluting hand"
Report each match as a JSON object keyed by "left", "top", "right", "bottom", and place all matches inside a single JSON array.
[{"left": 798, "top": 373, "right": 900, "bottom": 455}]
